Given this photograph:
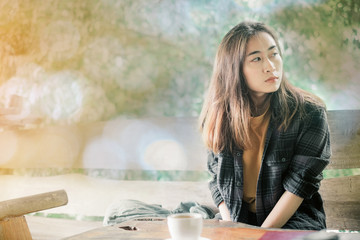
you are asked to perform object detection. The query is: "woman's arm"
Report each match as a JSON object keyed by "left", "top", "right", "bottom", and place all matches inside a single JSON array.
[
  {"left": 262, "top": 107, "right": 330, "bottom": 228},
  {"left": 208, "top": 152, "right": 231, "bottom": 221},
  {"left": 207, "top": 151, "right": 226, "bottom": 210},
  {"left": 219, "top": 201, "right": 231, "bottom": 221},
  {"left": 261, "top": 191, "right": 303, "bottom": 228}
]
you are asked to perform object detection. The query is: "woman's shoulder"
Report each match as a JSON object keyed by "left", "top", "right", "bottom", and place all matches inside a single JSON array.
[
  {"left": 271, "top": 95, "right": 326, "bottom": 121},
  {"left": 302, "top": 98, "right": 327, "bottom": 117},
  {"left": 296, "top": 100, "right": 329, "bottom": 130}
]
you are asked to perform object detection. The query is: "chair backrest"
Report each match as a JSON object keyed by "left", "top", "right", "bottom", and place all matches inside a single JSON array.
[
  {"left": 319, "top": 110, "right": 360, "bottom": 230},
  {"left": 0, "top": 190, "right": 68, "bottom": 239}
]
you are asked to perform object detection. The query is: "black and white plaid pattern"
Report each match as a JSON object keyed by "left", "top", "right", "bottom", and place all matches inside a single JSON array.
[{"left": 207, "top": 103, "right": 331, "bottom": 230}]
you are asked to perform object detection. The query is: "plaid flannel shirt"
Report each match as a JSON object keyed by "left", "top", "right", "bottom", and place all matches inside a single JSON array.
[{"left": 207, "top": 103, "right": 331, "bottom": 230}]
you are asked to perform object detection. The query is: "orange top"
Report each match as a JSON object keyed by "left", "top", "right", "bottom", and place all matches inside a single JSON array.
[{"left": 242, "top": 107, "right": 271, "bottom": 213}]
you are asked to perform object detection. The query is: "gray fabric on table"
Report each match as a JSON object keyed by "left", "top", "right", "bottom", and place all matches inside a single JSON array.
[{"left": 103, "top": 199, "right": 216, "bottom": 226}]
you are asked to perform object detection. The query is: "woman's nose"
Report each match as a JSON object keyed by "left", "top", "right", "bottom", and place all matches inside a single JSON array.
[{"left": 263, "top": 58, "right": 276, "bottom": 73}]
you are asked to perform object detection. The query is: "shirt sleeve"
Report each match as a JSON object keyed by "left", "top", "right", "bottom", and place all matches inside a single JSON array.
[
  {"left": 283, "top": 106, "right": 331, "bottom": 199},
  {"left": 207, "top": 151, "right": 224, "bottom": 207}
]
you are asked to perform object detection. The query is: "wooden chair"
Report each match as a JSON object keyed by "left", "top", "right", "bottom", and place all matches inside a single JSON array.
[
  {"left": 319, "top": 110, "right": 360, "bottom": 230},
  {"left": 0, "top": 190, "right": 68, "bottom": 239}
]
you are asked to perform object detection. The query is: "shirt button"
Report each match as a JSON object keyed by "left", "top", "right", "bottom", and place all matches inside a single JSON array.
[
  {"left": 281, "top": 158, "right": 286, "bottom": 162},
  {"left": 236, "top": 182, "right": 241, "bottom": 187},
  {"left": 236, "top": 152, "right": 241, "bottom": 157}
]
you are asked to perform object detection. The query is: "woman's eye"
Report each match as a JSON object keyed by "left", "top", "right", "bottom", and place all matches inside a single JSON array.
[
  {"left": 272, "top": 52, "right": 278, "bottom": 57},
  {"left": 251, "top": 57, "right": 261, "bottom": 62}
]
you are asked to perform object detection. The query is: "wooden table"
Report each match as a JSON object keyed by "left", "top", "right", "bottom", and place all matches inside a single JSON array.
[{"left": 63, "top": 218, "right": 358, "bottom": 240}]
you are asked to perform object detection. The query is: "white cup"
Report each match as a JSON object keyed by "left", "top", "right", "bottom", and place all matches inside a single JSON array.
[{"left": 167, "top": 213, "right": 203, "bottom": 240}]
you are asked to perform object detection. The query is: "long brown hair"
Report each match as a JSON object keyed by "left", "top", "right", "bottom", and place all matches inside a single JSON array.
[{"left": 199, "top": 21, "right": 324, "bottom": 153}]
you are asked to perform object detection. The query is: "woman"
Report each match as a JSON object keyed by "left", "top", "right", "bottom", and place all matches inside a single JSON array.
[{"left": 199, "top": 21, "right": 331, "bottom": 230}]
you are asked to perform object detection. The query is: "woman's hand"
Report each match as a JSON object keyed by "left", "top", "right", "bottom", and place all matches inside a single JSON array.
[
  {"left": 219, "top": 201, "right": 231, "bottom": 221},
  {"left": 261, "top": 191, "right": 303, "bottom": 228}
]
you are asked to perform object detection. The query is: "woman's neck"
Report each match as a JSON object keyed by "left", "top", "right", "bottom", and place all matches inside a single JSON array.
[{"left": 250, "top": 93, "right": 271, "bottom": 117}]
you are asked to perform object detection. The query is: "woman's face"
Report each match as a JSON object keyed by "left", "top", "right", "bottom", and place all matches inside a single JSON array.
[{"left": 242, "top": 32, "right": 283, "bottom": 101}]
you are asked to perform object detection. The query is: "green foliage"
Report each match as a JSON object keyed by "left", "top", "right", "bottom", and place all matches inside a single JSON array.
[{"left": 0, "top": 0, "right": 359, "bottom": 125}]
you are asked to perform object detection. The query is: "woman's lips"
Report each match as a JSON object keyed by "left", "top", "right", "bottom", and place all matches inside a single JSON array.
[{"left": 265, "top": 76, "right": 279, "bottom": 83}]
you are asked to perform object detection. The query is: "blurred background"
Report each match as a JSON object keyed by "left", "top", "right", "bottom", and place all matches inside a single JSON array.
[
  {"left": 0, "top": 0, "right": 359, "bottom": 125},
  {"left": 0, "top": 0, "right": 359, "bottom": 222}
]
